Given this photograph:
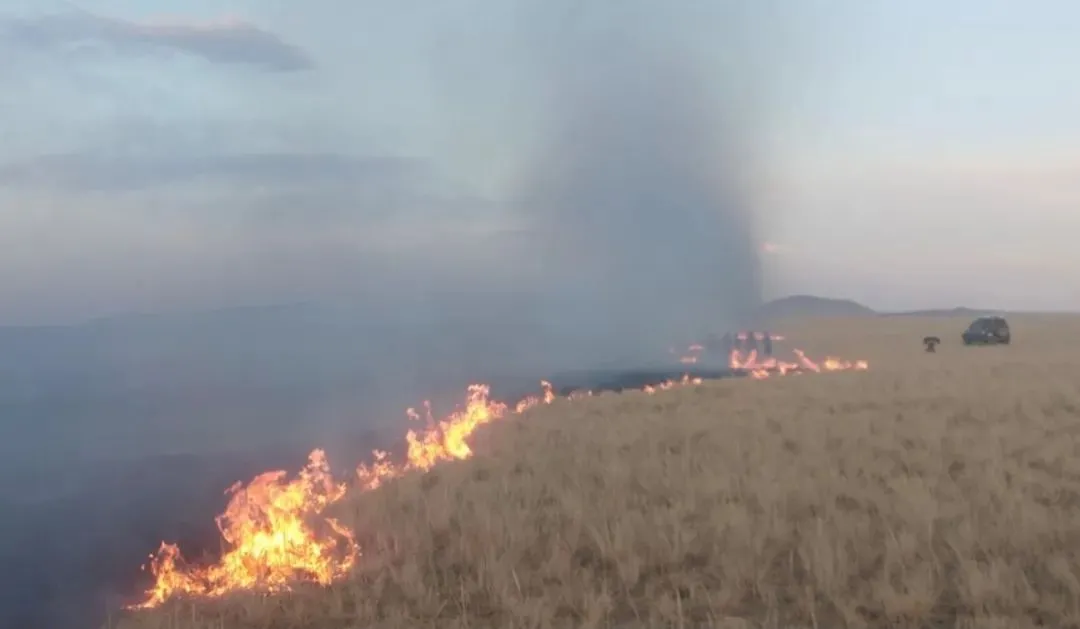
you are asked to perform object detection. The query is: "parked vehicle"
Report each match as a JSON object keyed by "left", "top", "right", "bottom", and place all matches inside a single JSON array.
[{"left": 962, "top": 316, "right": 1010, "bottom": 345}]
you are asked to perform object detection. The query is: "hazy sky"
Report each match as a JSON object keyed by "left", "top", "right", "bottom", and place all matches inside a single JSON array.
[{"left": 1, "top": 0, "right": 1078, "bottom": 324}]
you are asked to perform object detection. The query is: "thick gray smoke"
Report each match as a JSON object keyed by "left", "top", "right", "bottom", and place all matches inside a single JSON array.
[
  {"left": 507, "top": 5, "right": 780, "bottom": 366},
  {"left": 0, "top": 4, "right": 839, "bottom": 627}
]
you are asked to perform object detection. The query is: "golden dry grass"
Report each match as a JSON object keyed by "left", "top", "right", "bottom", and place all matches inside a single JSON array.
[{"left": 114, "top": 315, "right": 1080, "bottom": 629}]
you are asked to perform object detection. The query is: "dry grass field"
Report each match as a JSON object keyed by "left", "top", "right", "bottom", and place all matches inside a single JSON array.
[{"left": 113, "top": 315, "right": 1080, "bottom": 629}]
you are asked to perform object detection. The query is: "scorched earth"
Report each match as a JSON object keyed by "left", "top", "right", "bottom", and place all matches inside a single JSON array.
[{"left": 128, "top": 341, "right": 867, "bottom": 609}]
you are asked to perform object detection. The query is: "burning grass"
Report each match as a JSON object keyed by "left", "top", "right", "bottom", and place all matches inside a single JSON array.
[{"left": 112, "top": 314, "right": 1080, "bottom": 628}]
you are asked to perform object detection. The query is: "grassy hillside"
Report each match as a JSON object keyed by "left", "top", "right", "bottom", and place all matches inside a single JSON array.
[
  {"left": 755, "top": 295, "right": 877, "bottom": 321},
  {"left": 114, "top": 313, "right": 1080, "bottom": 628}
]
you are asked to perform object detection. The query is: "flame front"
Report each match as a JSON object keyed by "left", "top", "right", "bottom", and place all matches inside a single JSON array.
[
  {"left": 726, "top": 347, "right": 868, "bottom": 379},
  {"left": 131, "top": 339, "right": 867, "bottom": 609},
  {"left": 404, "top": 384, "right": 508, "bottom": 469},
  {"left": 133, "top": 449, "right": 356, "bottom": 608}
]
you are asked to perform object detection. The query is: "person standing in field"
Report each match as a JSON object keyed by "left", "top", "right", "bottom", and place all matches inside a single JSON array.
[{"left": 743, "top": 331, "right": 758, "bottom": 354}]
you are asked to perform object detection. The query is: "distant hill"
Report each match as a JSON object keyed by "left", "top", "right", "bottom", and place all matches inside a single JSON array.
[
  {"left": 755, "top": 295, "right": 877, "bottom": 321},
  {"left": 881, "top": 307, "right": 996, "bottom": 318},
  {"left": 754, "top": 296, "right": 1020, "bottom": 321}
]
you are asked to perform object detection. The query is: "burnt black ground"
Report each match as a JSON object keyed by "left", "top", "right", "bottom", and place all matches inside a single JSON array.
[
  {"left": 1, "top": 417, "right": 410, "bottom": 629},
  {"left": 2, "top": 366, "right": 737, "bottom": 629},
  {"left": 1, "top": 443, "right": 354, "bottom": 629}
]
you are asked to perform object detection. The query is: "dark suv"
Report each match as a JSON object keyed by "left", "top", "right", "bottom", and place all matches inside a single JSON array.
[{"left": 962, "top": 315, "right": 1010, "bottom": 345}]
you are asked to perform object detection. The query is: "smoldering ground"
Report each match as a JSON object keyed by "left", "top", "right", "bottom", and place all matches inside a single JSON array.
[{"left": 0, "top": 3, "right": 837, "bottom": 628}]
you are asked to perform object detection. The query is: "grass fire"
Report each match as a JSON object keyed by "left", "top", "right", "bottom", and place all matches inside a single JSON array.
[
  {"left": 110, "top": 314, "right": 1080, "bottom": 628},
  {"left": 124, "top": 338, "right": 867, "bottom": 612}
]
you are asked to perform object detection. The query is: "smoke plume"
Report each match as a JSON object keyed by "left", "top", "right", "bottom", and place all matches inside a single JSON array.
[
  {"left": 505, "top": 3, "right": 779, "bottom": 365},
  {"left": 0, "top": 3, "right": 837, "bottom": 628}
]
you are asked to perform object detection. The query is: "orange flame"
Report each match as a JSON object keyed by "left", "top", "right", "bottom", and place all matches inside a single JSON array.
[
  {"left": 676, "top": 333, "right": 786, "bottom": 364},
  {"left": 130, "top": 341, "right": 867, "bottom": 609},
  {"left": 132, "top": 449, "right": 356, "bottom": 608}
]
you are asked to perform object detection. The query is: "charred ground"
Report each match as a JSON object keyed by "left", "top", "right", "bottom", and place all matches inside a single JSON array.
[
  {"left": 0, "top": 309, "right": 746, "bottom": 629},
  {"left": 114, "top": 314, "right": 1080, "bottom": 628}
]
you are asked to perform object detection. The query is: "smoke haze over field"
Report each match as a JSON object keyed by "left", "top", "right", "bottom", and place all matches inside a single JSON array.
[
  {"left": 0, "top": 2, "right": 845, "bottom": 627},
  {"left": 515, "top": 32, "right": 764, "bottom": 360},
  {"left": 1, "top": 0, "right": 1079, "bottom": 624},
  {"left": 442, "top": 0, "right": 824, "bottom": 363}
]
